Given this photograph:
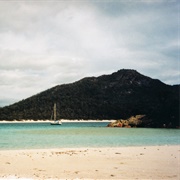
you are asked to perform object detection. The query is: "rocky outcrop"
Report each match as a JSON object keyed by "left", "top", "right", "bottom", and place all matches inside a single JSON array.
[{"left": 107, "top": 115, "right": 149, "bottom": 128}]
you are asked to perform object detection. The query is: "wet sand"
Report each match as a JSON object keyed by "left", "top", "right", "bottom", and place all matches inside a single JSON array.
[{"left": 0, "top": 146, "right": 179, "bottom": 179}]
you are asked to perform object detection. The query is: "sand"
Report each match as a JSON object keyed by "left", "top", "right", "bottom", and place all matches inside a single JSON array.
[
  {"left": 0, "top": 146, "right": 179, "bottom": 179},
  {"left": 0, "top": 120, "right": 113, "bottom": 123}
]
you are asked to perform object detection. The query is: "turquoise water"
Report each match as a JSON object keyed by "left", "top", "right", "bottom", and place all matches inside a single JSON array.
[{"left": 0, "top": 122, "right": 179, "bottom": 150}]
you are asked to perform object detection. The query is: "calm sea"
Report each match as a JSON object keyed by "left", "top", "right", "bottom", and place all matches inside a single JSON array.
[{"left": 0, "top": 122, "right": 179, "bottom": 150}]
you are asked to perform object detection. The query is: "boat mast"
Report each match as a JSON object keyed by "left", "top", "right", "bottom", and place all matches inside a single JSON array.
[{"left": 54, "top": 103, "right": 56, "bottom": 121}]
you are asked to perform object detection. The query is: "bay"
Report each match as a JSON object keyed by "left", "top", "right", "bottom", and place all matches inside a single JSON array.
[{"left": 0, "top": 122, "right": 179, "bottom": 150}]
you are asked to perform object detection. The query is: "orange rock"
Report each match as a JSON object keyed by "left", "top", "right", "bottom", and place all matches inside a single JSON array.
[
  {"left": 124, "top": 125, "right": 131, "bottom": 128},
  {"left": 117, "top": 123, "right": 123, "bottom": 127}
]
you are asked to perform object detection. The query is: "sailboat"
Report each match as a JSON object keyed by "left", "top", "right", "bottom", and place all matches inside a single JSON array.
[{"left": 50, "top": 103, "right": 62, "bottom": 125}]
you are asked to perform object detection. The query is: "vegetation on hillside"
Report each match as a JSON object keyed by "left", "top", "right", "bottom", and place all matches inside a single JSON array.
[{"left": 0, "top": 69, "right": 179, "bottom": 127}]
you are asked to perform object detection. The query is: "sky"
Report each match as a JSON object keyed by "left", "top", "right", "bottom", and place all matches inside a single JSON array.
[{"left": 0, "top": 0, "right": 179, "bottom": 107}]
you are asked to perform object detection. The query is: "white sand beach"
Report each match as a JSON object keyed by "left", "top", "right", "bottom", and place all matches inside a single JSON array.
[
  {"left": 0, "top": 145, "right": 179, "bottom": 179},
  {"left": 0, "top": 119, "right": 113, "bottom": 123}
]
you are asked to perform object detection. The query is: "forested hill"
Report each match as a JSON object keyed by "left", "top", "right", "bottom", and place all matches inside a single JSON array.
[{"left": 0, "top": 69, "right": 179, "bottom": 127}]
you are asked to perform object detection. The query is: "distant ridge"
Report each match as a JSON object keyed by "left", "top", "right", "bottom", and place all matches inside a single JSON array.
[{"left": 0, "top": 69, "right": 179, "bottom": 127}]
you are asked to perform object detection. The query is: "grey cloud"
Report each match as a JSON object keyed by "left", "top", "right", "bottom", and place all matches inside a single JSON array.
[{"left": 0, "top": 0, "right": 179, "bottom": 106}]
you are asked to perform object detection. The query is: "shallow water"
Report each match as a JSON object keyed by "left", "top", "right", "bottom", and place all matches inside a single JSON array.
[{"left": 0, "top": 122, "right": 179, "bottom": 150}]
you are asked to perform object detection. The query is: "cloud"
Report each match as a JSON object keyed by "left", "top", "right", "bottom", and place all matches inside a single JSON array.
[{"left": 0, "top": 0, "right": 179, "bottom": 106}]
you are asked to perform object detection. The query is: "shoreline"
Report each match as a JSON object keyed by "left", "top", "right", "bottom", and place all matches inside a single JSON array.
[
  {"left": 0, "top": 145, "right": 179, "bottom": 179},
  {"left": 0, "top": 144, "right": 179, "bottom": 151},
  {"left": 0, "top": 144, "right": 179, "bottom": 152},
  {"left": 0, "top": 119, "right": 113, "bottom": 123}
]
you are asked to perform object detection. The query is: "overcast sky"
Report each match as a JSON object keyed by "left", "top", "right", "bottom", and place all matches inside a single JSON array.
[{"left": 0, "top": 0, "right": 179, "bottom": 107}]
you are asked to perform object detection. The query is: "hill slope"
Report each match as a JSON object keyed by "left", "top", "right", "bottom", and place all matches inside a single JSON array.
[{"left": 0, "top": 69, "right": 179, "bottom": 127}]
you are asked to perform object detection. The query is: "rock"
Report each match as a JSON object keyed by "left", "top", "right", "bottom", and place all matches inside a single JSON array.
[
  {"left": 107, "top": 115, "right": 146, "bottom": 128},
  {"left": 116, "top": 123, "right": 123, "bottom": 127},
  {"left": 124, "top": 125, "right": 131, "bottom": 128},
  {"left": 128, "top": 115, "right": 145, "bottom": 126}
]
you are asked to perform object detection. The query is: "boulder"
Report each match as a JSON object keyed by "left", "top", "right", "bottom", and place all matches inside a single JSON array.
[{"left": 107, "top": 115, "right": 146, "bottom": 128}]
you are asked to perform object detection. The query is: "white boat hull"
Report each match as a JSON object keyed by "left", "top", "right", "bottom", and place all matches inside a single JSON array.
[{"left": 50, "top": 121, "right": 62, "bottom": 125}]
